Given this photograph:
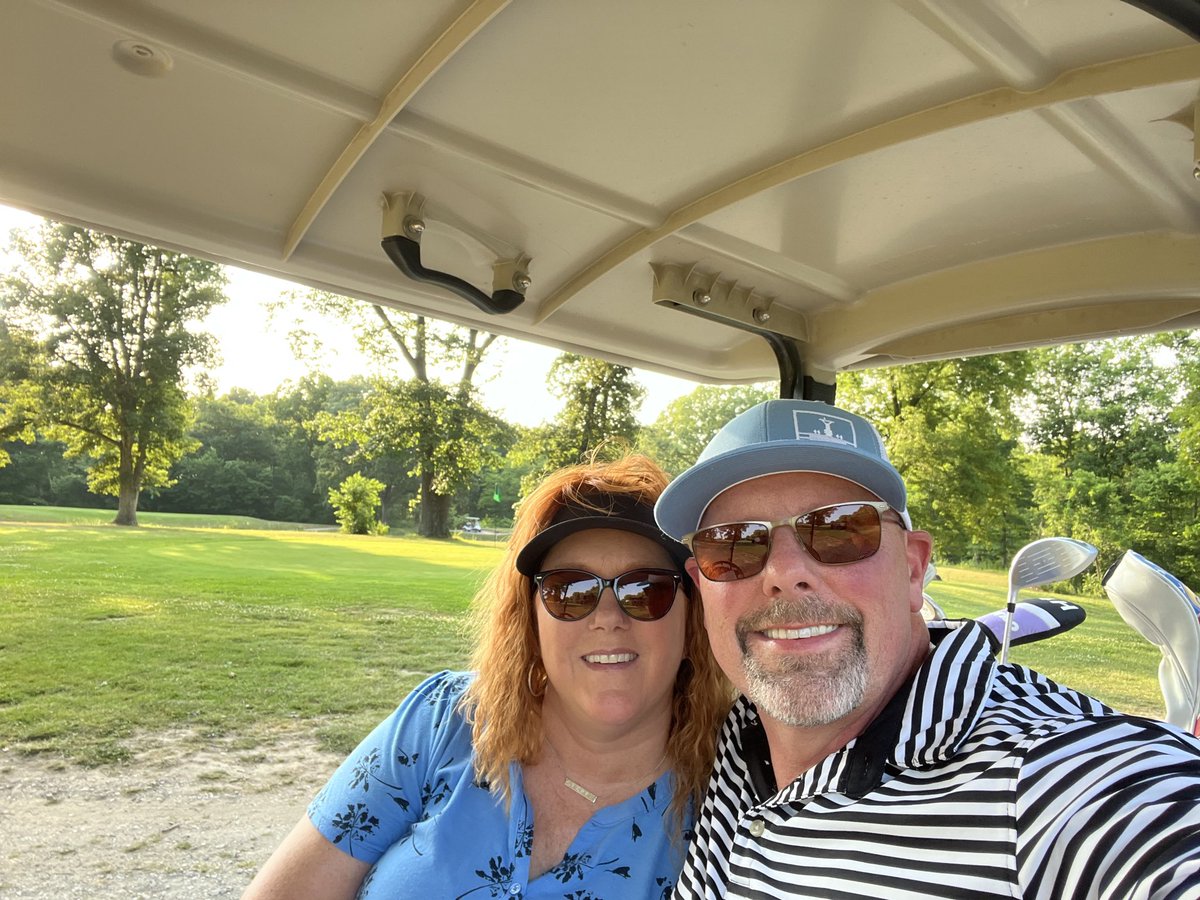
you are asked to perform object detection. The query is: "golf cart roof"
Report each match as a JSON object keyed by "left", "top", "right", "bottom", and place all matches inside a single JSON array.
[{"left": 4, "top": 0, "right": 1199, "bottom": 396}]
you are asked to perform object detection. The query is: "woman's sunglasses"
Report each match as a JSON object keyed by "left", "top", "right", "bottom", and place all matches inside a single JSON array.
[
  {"left": 683, "top": 501, "right": 904, "bottom": 583},
  {"left": 533, "top": 568, "right": 682, "bottom": 622}
]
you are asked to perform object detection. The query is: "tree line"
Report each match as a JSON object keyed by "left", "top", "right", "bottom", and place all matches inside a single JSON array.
[{"left": 2, "top": 223, "right": 1199, "bottom": 588}]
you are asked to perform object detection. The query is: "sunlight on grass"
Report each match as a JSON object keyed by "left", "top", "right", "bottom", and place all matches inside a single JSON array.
[
  {"left": 0, "top": 514, "right": 505, "bottom": 764},
  {"left": 0, "top": 510, "right": 1176, "bottom": 764},
  {"left": 0, "top": 504, "right": 311, "bottom": 530},
  {"left": 83, "top": 596, "right": 161, "bottom": 618}
]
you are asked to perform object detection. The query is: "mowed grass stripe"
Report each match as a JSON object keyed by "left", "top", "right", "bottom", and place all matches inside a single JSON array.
[
  {"left": 0, "top": 521, "right": 504, "bottom": 764},
  {"left": 0, "top": 503, "right": 310, "bottom": 530}
]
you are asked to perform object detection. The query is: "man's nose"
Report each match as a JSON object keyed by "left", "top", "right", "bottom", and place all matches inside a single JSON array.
[{"left": 759, "top": 525, "right": 820, "bottom": 594}]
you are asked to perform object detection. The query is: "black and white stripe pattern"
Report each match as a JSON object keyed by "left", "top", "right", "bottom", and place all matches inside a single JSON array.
[{"left": 675, "top": 621, "right": 1200, "bottom": 899}]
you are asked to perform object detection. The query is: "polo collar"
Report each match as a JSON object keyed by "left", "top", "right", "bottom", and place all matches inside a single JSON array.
[{"left": 742, "top": 620, "right": 997, "bottom": 805}]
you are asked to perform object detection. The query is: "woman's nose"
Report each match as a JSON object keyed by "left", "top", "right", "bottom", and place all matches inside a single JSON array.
[{"left": 589, "top": 586, "right": 629, "bottom": 629}]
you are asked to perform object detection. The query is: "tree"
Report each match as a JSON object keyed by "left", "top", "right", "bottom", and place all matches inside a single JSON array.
[
  {"left": 1023, "top": 336, "right": 1195, "bottom": 584},
  {"left": 328, "top": 472, "right": 388, "bottom": 535},
  {"left": 317, "top": 378, "right": 506, "bottom": 535},
  {"left": 146, "top": 389, "right": 280, "bottom": 519},
  {"left": 838, "top": 354, "right": 1032, "bottom": 564},
  {"left": 0, "top": 436, "right": 95, "bottom": 507},
  {"left": 261, "top": 377, "right": 358, "bottom": 523},
  {"left": 1025, "top": 339, "right": 1173, "bottom": 481},
  {"left": 0, "top": 224, "right": 226, "bottom": 525},
  {"left": 637, "top": 383, "right": 775, "bottom": 476},
  {"left": 281, "top": 292, "right": 501, "bottom": 537},
  {"left": 455, "top": 419, "right": 526, "bottom": 526},
  {"left": 1163, "top": 331, "right": 1200, "bottom": 475},
  {"left": 268, "top": 375, "right": 376, "bottom": 523},
  {"left": 0, "top": 318, "right": 50, "bottom": 470},
  {"left": 141, "top": 378, "right": 384, "bottom": 524},
  {"left": 547, "top": 354, "right": 644, "bottom": 464},
  {"left": 511, "top": 354, "right": 646, "bottom": 493},
  {"left": 1123, "top": 459, "right": 1199, "bottom": 584}
]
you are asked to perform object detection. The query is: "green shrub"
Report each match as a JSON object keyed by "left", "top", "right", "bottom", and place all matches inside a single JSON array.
[{"left": 328, "top": 473, "right": 389, "bottom": 535}]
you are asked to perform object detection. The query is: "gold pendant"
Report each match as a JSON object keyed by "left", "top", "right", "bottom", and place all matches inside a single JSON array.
[{"left": 564, "top": 777, "right": 597, "bottom": 803}]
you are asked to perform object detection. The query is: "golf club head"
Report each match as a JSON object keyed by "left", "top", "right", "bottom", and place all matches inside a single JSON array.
[
  {"left": 1001, "top": 537, "right": 1098, "bottom": 662},
  {"left": 920, "top": 593, "right": 946, "bottom": 622},
  {"left": 923, "top": 560, "right": 940, "bottom": 589},
  {"left": 1010, "top": 537, "right": 1099, "bottom": 592}
]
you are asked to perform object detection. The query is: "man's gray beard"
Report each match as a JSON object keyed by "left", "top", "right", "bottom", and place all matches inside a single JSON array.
[{"left": 736, "top": 595, "right": 869, "bottom": 727}]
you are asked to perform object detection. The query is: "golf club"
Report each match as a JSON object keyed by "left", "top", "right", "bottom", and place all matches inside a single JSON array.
[{"left": 999, "top": 537, "right": 1098, "bottom": 663}]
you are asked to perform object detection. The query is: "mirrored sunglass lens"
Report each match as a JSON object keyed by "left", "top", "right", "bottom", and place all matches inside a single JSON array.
[
  {"left": 539, "top": 572, "right": 600, "bottom": 620},
  {"left": 693, "top": 523, "right": 771, "bottom": 582},
  {"left": 803, "top": 503, "right": 882, "bottom": 563},
  {"left": 614, "top": 571, "right": 677, "bottom": 620}
]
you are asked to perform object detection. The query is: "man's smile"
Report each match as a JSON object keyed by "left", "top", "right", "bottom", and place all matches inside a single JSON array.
[{"left": 760, "top": 624, "right": 840, "bottom": 640}]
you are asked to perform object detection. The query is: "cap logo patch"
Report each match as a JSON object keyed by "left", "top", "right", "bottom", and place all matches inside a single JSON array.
[{"left": 793, "top": 410, "right": 858, "bottom": 446}]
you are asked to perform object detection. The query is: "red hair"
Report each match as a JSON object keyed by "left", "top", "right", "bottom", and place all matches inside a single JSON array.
[{"left": 461, "top": 453, "right": 731, "bottom": 829}]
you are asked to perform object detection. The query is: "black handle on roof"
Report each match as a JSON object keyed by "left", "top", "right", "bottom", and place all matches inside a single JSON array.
[{"left": 381, "top": 235, "right": 525, "bottom": 316}]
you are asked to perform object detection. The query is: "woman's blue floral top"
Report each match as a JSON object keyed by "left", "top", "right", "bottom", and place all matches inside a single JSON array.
[{"left": 308, "top": 671, "right": 687, "bottom": 899}]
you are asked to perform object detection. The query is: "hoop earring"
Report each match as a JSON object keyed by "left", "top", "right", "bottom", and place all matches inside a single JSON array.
[{"left": 526, "top": 659, "right": 548, "bottom": 699}]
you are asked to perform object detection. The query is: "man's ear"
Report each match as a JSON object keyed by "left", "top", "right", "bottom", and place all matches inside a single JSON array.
[
  {"left": 904, "top": 530, "right": 934, "bottom": 613},
  {"left": 685, "top": 556, "right": 701, "bottom": 585}
]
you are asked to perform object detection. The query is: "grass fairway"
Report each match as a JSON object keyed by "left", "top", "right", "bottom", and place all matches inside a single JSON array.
[
  {"left": 0, "top": 503, "right": 314, "bottom": 530},
  {"left": 0, "top": 514, "right": 504, "bottom": 764},
  {"left": 0, "top": 508, "right": 1173, "bottom": 766}
]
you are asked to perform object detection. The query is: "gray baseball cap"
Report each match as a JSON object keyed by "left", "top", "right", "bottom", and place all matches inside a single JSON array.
[{"left": 654, "top": 399, "right": 907, "bottom": 539}]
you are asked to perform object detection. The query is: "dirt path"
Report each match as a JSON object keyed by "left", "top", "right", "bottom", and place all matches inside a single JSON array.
[{"left": 0, "top": 730, "right": 343, "bottom": 899}]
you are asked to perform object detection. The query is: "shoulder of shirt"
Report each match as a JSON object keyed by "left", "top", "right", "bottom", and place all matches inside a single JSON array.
[
  {"left": 985, "top": 663, "right": 1200, "bottom": 756},
  {"left": 404, "top": 670, "right": 477, "bottom": 708},
  {"left": 716, "top": 623, "right": 1200, "bottom": 777}
]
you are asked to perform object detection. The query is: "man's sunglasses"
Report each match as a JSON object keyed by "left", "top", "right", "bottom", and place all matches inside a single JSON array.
[
  {"left": 533, "top": 568, "right": 682, "bottom": 622},
  {"left": 683, "top": 501, "right": 905, "bottom": 583}
]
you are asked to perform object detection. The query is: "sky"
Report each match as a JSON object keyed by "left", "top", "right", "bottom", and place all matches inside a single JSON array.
[{"left": 0, "top": 204, "right": 698, "bottom": 427}]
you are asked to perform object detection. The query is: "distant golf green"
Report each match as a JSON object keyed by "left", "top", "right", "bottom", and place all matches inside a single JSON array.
[{"left": 0, "top": 506, "right": 1171, "bottom": 766}]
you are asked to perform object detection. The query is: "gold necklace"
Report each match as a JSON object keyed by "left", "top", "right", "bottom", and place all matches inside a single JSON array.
[{"left": 544, "top": 737, "right": 668, "bottom": 804}]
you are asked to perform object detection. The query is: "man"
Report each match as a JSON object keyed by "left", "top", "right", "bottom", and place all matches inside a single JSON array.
[{"left": 654, "top": 398, "right": 1200, "bottom": 899}]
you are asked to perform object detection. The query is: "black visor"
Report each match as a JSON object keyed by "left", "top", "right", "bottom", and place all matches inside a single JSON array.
[{"left": 515, "top": 492, "right": 690, "bottom": 576}]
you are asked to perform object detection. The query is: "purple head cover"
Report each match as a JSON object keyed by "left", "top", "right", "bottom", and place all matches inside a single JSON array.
[{"left": 977, "top": 597, "right": 1086, "bottom": 648}]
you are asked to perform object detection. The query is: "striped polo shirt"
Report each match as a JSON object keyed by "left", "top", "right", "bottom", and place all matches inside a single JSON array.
[{"left": 675, "top": 621, "right": 1200, "bottom": 899}]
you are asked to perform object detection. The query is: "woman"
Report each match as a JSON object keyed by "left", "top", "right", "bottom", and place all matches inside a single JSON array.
[{"left": 242, "top": 454, "right": 730, "bottom": 899}]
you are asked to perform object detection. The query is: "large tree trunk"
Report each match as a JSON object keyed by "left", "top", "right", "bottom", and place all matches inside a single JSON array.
[
  {"left": 418, "top": 472, "right": 451, "bottom": 537},
  {"left": 378, "top": 483, "right": 392, "bottom": 526},
  {"left": 112, "top": 441, "right": 140, "bottom": 526},
  {"left": 113, "top": 480, "right": 140, "bottom": 526}
]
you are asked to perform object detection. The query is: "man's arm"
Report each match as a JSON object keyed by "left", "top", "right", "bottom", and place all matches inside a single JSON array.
[{"left": 1017, "top": 717, "right": 1200, "bottom": 899}]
